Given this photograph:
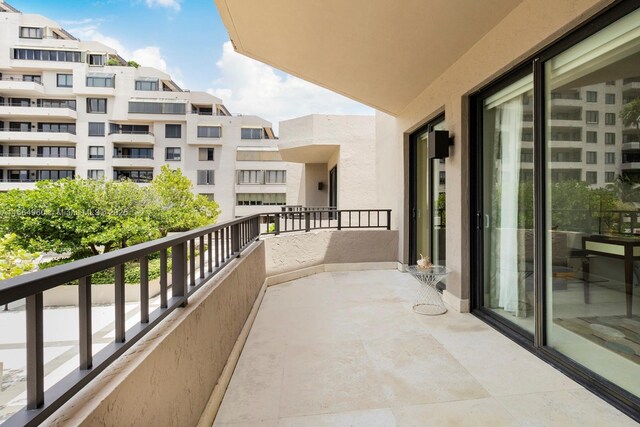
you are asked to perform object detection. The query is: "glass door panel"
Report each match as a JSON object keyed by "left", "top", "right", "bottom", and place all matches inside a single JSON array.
[
  {"left": 544, "top": 8, "right": 640, "bottom": 396},
  {"left": 482, "top": 74, "right": 535, "bottom": 334}
]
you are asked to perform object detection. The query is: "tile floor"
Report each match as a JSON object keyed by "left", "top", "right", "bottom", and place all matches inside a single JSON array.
[{"left": 213, "top": 270, "right": 637, "bottom": 426}]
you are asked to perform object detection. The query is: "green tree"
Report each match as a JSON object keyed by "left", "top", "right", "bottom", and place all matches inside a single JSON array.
[
  {"left": 127, "top": 60, "right": 140, "bottom": 68},
  {"left": 0, "top": 233, "right": 38, "bottom": 280},
  {"left": 620, "top": 97, "right": 640, "bottom": 131},
  {"left": 0, "top": 178, "right": 157, "bottom": 255},
  {"left": 148, "top": 165, "right": 220, "bottom": 235}
]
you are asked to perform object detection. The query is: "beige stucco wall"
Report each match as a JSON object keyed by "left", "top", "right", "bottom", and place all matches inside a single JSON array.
[
  {"left": 377, "top": 0, "right": 614, "bottom": 305},
  {"left": 280, "top": 115, "right": 377, "bottom": 210},
  {"left": 264, "top": 229, "right": 398, "bottom": 277},
  {"left": 44, "top": 242, "right": 266, "bottom": 427},
  {"left": 304, "top": 163, "right": 328, "bottom": 206}
]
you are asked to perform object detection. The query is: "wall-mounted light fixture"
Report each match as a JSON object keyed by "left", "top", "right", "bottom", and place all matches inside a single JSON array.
[
  {"left": 428, "top": 130, "right": 454, "bottom": 159},
  {"left": 318, "top": 182, "right": 324, "bottom": 191}
]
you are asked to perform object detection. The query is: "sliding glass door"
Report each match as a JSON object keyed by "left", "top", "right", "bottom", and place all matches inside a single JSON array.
[
  {"left": 544, "top": 6, "right": 640, "bottom": 398},
  {"left": 473, "top": 3, "right": 640, "bottom": 413},
  {"left": 480, "top": 74, "right": 535, "bottom": 335}
]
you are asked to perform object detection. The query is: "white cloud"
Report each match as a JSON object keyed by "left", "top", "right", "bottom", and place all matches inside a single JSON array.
[
  {"left": 144, "top": 0, "right": 181, "bottom": 11},
  {"left": 208, "top": 41, "right": 373, "bottom": 133},
  {"left": 67, "top": 23, "right": 184, "bottom": 87}
]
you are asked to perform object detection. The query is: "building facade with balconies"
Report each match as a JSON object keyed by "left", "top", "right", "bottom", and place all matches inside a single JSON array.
[{"left": 0, "top": 1, "right": 287, "bottom": 220}]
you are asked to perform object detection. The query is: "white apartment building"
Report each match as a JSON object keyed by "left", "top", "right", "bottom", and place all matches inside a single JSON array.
[{"left": 0, "top": 0, "right": 288, "bottom": 221}]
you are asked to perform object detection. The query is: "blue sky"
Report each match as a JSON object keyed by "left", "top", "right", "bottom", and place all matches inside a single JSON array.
[{"left": 7, "top": 0, "right": 372, "bottom": 131}]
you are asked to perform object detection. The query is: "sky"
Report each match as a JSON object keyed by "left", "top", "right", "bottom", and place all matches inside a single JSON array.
[{"left": 7, "top": 0, "right": 373, "bottom": 132}]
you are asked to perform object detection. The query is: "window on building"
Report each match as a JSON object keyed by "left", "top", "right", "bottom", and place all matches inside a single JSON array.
[
  {"left": 113, "top": 170, "right": 153, "bottom": 182},
  {"left": 88, "top": 122, "right": 105, "bottom": 137},
  {"left": 265, "top": 170, "right": 286, "bottom": 184},
  {"left": 241, "top": 127, "right": 264, "bottom": 139},
  {"left": 128, "top": 101, "right": 186, "bottom": 114},
  {"left": 23, "top": 75, "right": 41, "bottom": 83},
  {"left": 57, "top": 74, "right": 73, "bottom": 87},
  {"left": 200, "top": 193, "right": 215, "bottom": 201},
  {"left": 165, "top": 147, "right": 181, "bottom": 161},
  {"left": 8, "top": 146, "right": 29, "bottom": 157},
  {"left": 585, "top": 171, "right": 597, "bottom": 185},
  {"left": 165, "top": 124, "right": 182, "bottom": 138},
  {"left": 113, "top": 147, "right": 153, "bottom": 158},
  {"left": 88, "top": 169, "right": 105, "bottom": 180},
  {"left": 19, "top": 27, "right": 43, "bottom": 39},
  {"left": 586, "top": 151, "right": 597, "bottom": 164},
  {"left": 586, "top": 131, "right": 597, "bottom": 143},
  {"left": 585, "top": 111, "right": 598, "bottom": 124},
  {"left": 235, "top": 193, "right": 286, "bottom": 206},
  {"left": 35, "top": 170, "right": 75, "bottom": 181},
  {"left": 198, "top": 147, "right": 215, "bottom": 161},
  {"left": 605, "top": 152, "right": 616, "bottom": 164},
  {"left": 586, "top": 91, "right": 598, "bottom": 102},
  {"left": 88, "top": 146, "right": 105, "bottom": 160},
  {"left": 37, "top": 146, "right": 75, "bottom": 158},
  {"left": 605, "top": 93, "right": 616, "bottom": 104},
  {"left": 87, "top": 98, "right": 107, "bottom": 114},
  {"left": 37, "top": 99, "right": 76, "bottom": 110},
  {"left": 605, "top": 132, "right": 616, "bottom": 145},
  {"left": 605, "top": 172, "right": 615, "bottom": 183},
  {"left": 38, "top": 123, "right": 76, "bottom": 134},
  {"left": 135, "top": 79, "right": 159, "bottom": 91},
  {"left": 197, "top": 126, "right": 222, "bottom": 138},
  {"left": 86, "top": 75, "right": 115, "bottom": 88},
  {"left": 605, "top": 112, "right": 616, "bottom": 125},
  {"left": 13, "top": 49, "right": 81, "bottom": 62},
  {"left": 606, "top": 80, "right": 616, "bottom": 85},
  {"left": 237, "top": 170, "right": 263, "bottom": 184},
  {"left": 88, "top": 54, "right": 104, "bottom": 66},
  {"left": 197, "top": 170, "right": 215, "bottom": 185},
  {"left": 9, "top": 122, "right": 31, "bottom": 132}
]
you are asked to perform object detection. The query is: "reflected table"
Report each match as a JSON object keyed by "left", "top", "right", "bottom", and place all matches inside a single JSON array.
[{"left": 407, "top": 265, "right": 450, "bottom": 315}]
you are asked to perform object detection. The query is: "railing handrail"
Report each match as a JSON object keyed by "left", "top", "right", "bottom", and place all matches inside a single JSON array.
[
  {"left": 0, "top": 128, "right": 76, "bottom": 135},
  {"left": 108, "top": 130, "right": 154, "bottom": 136},
  {"left": 0, "top": 208, "right": 392, "bottom": 426},
  {"left": 0, "top": 102, "right": 76, "bottom": 110},
  {"left": 0, "top": 77, "right": 44, "bottom": 86},
  {"left": 112, "top": 154, "right": 154, "bottom": 159}
]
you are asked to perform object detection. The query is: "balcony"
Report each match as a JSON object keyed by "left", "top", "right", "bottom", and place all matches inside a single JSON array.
[
  {"left": 0, "top": 209, "right": 636, "bottom": 426},
  {"left": 0, "top": 103, "right": 77, "bottom": 120},
  {"left": 108, "top": 131, "right": 155, "bottom": 145},
  {"left": 0, "top": 129, "right": 77, "bottom": 144},
  {"left": 0, "top": 78, "right": 45, "bottom": 96},
  {"left": 111, "top": 154, "right": 156, "bottom": 168},
  {"left": 621, "top": 162, "right": 640, "bottom": 171},
  {"left": 622, "top": 78, "right": 640, "bottom": 94},
  {"left": 0, "top": 154, "right": 75, "bottom": 167}
]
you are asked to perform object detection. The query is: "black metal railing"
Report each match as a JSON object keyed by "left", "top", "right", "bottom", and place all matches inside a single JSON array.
[
  {"left": 264, "top": 209, "right": 391, "bottom": 234},
  {"left": 0, "top": 208, "right": 391, "bottom": 426}
]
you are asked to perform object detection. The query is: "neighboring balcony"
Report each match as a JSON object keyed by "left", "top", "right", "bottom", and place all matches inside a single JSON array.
[
  {"left": 111, "top": 154, "right": 156, "bottom": 168},
  {"left": 0, "top": 103, "right": 77, "bottom": 120},
  {"left": 108, "top": 131, "right": 155, "bottom": 145},
  {"left": 622, "top": 78, "right": 640, "bottom": 93},
  {"left": 0, "top": 78, "right": 45, "bottom": 96},
  {"left": 621, "top": 162, "right": 640, "bottom": 171},
  {"left": 0, "top": 129, "right": 78, "bottom": 143},
  {"left": 0, "top": 154, "right": 76, "bottom": 167}
]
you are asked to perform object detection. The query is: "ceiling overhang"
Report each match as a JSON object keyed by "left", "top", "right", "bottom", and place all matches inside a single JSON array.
[
  {"left": 214, "top": 0, "right": 524, "bottom": 115},
  {"left": 278, "top": 142, "right": 338, "bottom": 164}
]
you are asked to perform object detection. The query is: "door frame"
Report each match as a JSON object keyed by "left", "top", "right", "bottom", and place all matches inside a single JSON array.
[{"left": 408, "top": 113, "right": 445, "bottom": 265}]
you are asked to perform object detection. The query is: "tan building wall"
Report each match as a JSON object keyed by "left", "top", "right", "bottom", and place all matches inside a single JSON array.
[{"left": 376, "top": 0, "right": 614, "bottom": 308}]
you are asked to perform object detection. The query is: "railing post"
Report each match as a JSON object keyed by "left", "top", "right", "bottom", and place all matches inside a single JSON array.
[
  {"left": 172, "top": 242, "right": 187, "bottom": 306},
  {"left": 26, "top": 292, "right": 44, "bottom": 409},
  {"left": 387, "top": 210, "right": 391, "bottom": 230},
  {"left": 79, "top": 276, "right": 92, "bottom": 370},
  {"left": 275, "top": 213, "right": 281, "bottom": 235},
  {"left": 139, "top": 256, "right": 149, "bottom": 323},
  {"left": 115, "top": 263, "right": 125, "bottom": 343},
  {"left": 305, "top": 211, "right": 310, "bottom": 232},
  {"left": 160, "top": 248, "right": 168, "bottom": 308},
  {"left": 232, "top": 223, "right": 240, "bottom": 255},
  {"left": 337, "top": 210, "right": 342, "bottom": 230},
  {"left": 189, "top": 239, "right": 196, "bottom": 287}
]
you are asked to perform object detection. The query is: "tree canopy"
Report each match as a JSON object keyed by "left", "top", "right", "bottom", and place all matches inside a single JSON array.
[{"left": 0, "top": 167, "right": 220, "bottom": 257}]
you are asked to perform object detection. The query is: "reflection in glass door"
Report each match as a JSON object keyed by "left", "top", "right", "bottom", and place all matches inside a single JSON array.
[{"left": 481, "top": 74, "right": 535, "bottom": 335}]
